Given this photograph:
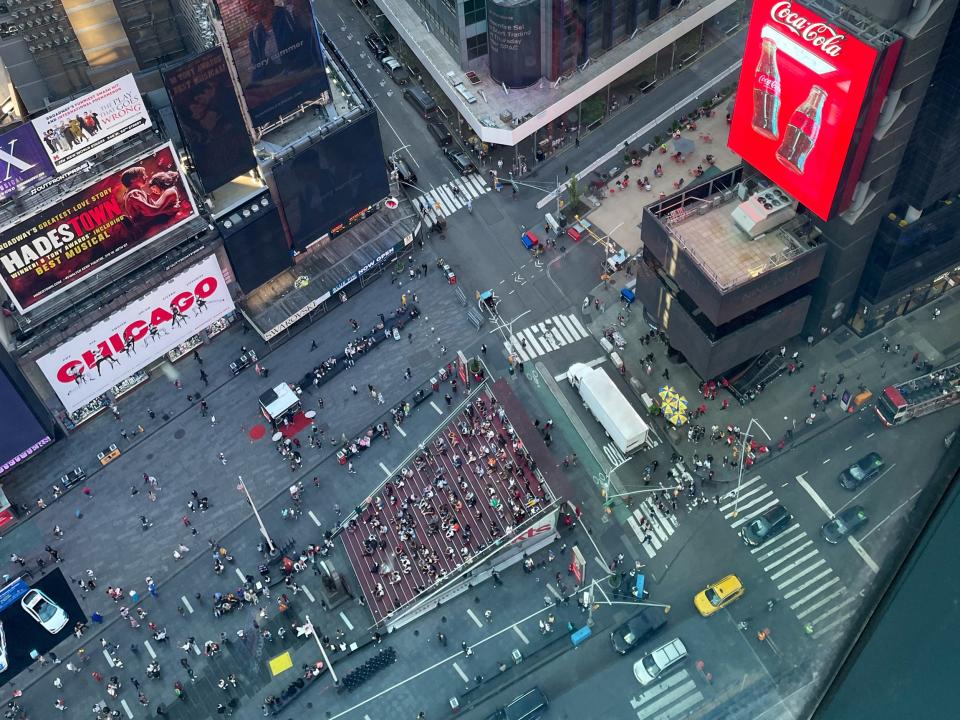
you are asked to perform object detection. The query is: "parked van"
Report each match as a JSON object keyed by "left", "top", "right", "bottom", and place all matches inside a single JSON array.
[
  {"left": 503, "top": 687, "right": 548, "bottom": 720},
  {"left": 427, "top": 121, "right": 452, "bottom": 146},
  {"left": 404, "top": 87, "right": 438, "bottom": 117},
  {"left": 633, "top": 637, "right": 687, "bottom": 685}
]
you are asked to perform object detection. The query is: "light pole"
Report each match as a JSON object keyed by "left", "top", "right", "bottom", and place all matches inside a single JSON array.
[
  {"left": 303, "top": 614, "right": 338, "bottom": 684},
  {"left": 237, "top": 474, "right": 276, "bottom": 555},
  {"left": 730, "top": 418, "right": 772, "bottom": 518}
]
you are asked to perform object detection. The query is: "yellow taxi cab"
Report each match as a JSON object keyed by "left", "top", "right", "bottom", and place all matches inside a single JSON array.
[{"left": 694, "top": 574, "right": 744, "bottom": 617}]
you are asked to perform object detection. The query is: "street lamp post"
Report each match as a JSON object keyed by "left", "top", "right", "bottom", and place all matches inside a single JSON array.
[
  {"left": 237, "top": 474, "right": 276, "bottom": 555},
  {"left": 730, "top": 418, "right": 772, "bottom": 518},
  {"left": 304, "top": 614, "right": 338, "bottom": 684}
]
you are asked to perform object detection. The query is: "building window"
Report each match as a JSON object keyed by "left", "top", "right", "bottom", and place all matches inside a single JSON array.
[
  {"left": 463, "top": 0, "right": 486, "bottom": 25},
  {"left": 441, "top": 0, "right": 455, "bottom": 13},
  {"left": 467, "top": 31, "right": 487, "bottom": 59}
]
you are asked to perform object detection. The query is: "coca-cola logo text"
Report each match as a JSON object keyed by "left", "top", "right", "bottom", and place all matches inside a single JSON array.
[
  {"left": 54, "top": 274, "right": 219, "bottom": 384},
  {"left": 770, "top": 1, "right": 846, "bottom": 58}
]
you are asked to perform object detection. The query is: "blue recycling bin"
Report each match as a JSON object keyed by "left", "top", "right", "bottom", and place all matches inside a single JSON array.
[
  {"left": 621, "top": 287, "right": 635, "bottom": 304},
  {"left": 570, "top": 625, "right": 592, "bottom": 647}
]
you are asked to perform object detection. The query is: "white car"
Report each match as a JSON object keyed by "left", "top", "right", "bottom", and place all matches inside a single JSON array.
[
  {"left": 633, "top": 637, "right": 687, "bottom": 685},
  {"left": 0, "top": 622, "right": 7, "bottom": 672},
  {"left": 21, "top": 588, "right": 68, "bottom": 634}
]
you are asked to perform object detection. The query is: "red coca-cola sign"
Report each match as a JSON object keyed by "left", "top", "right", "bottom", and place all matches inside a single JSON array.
[{"left": 728, "top": 0, "right": 882, "bottom": 220}]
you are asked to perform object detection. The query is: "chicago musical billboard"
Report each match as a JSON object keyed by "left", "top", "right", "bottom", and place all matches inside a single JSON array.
[
  {"left": 727, "top": 0, "right": 880, "bottom": 220},
  {"left": 37, "top": 255, "right": 235, "bottom": 413},
  {"left": 0, "top": 142, "right": 199, "bottom": 314},
  {"left": 0, "top": 125, "right": 56, "bottom": 200},
  {"left": 164, "top": 47, "right": 257, "bottom": 193},
  {"left": 31, "top": 74, "right": 153, "bottom": 172},
  {"left": 214, "top": 0, "right": 331, "bottom": 129}
]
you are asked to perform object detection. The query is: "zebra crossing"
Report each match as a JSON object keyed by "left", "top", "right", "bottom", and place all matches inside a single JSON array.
[
  {"left": 721, "top": 475, "right": 860, "bottom": 639},
  {"left": 503, "top": 313, "right": 590, "bottom": 362},
  {"left": 628, "top": 669, "right": 704, "bottom": 720},
  {"left": 417, "top": 173, "right": 489, "bottom": 216},
  {"left": 625, "top": 492, "right": 679, "bottom": 560}
]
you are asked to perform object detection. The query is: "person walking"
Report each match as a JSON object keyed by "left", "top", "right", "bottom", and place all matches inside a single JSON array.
[
  {"left": 350, "top": 384, "right": 358, "bottom": 395},
  {"left": 347, "top": 462, "right": 357, "bottom": 475},
  {"left": 200, "top": 369, "right": 209, "bottom": 386}
]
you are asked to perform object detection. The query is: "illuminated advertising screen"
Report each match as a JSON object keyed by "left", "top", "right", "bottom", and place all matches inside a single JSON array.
[
  {"left": 0, "top": 366, "right": 52, "bottom": 477},
  {"left": 0, "top": 142, "right": 199, "bottom": 313},
  {"left": 31, "top": 74, "right": 152, "bottom": 173},
  {"left": 273, "top": 111, "right": 390, "bottom": 250},
  {"left": 37, "top": 255, "right": 235, "bottom": 413},
  {"left": 214, "top": 0, "right": 331, "bottom": 129},
  {"left": 727, "top": 0, "right": 880, "bottom": 220},
  {"left": 0, "top": 125, "right": 56, "bottom": 200},
  {"left": 164, "top": 47, "right": 257, "bottom": 193}
]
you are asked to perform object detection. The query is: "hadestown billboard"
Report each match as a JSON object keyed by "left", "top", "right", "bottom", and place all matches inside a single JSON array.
[{"left": 37, "top": 255, "right": 235, "bottom": 413}]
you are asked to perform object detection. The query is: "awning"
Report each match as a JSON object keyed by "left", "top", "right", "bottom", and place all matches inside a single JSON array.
[{"left": 259, "top": 383, "right": 300, "bottom": 421}]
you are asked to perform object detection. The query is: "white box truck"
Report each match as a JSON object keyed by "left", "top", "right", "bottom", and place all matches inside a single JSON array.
[{"left": 568, "top": 363, "right": 648, "bottom": 454}]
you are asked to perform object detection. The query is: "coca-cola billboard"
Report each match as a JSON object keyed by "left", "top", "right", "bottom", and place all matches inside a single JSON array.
[
  {"left": 728, "top": 0, "right": 881, "bottom": 220},
  {"left": 37, "top": 255, "right": 235, "bottom": 413}
]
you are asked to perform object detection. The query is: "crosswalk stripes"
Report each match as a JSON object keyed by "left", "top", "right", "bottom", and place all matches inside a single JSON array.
[
  {"left": 626, "top": 494, "right": 679, "bottom": 559},
  {"left": 720, "top": 475, "right": 858, "bottom": 638},
  {"left": 603, "top": 442, "right": 627, "bottom": 466},
  {"left": 628, "top": 669, "right": 704, "bottom": 720},
  {"left": 420, "top": 173, "right": 489, "bottom": 216},
  {"left": 503, "top": 313, "right": 590, "bottom": 362}
]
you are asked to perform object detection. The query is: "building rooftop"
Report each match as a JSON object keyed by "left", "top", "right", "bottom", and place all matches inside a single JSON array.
[{"left": 378, "top": 0, "right": 735, "bottom": 145}]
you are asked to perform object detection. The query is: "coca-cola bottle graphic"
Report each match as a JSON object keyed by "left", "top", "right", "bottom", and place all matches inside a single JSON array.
[
  {"left": 776, "top": 86, "right": 827, "bottom": 174},
  {"left": 752, "top": 37, "right": 781, "bottom": 139}
]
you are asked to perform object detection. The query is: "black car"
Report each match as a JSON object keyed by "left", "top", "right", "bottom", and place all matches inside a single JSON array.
[
  {"left": 610, "top": 608, "right": 667, "bottom": 655},
  {"left": 740, "top": 504, "right": 793, "bottom": 546},
  {"left": 444, "top": 148, "right": 476, "bottom": 175},
  {"left": 427, "top": 121, "right": 452, "bottom": 146},
  {"left": 365, "top": 33, "right": 388, "bottom": 58},
  {"left": 821, "top": 506, "right": 869, "bottom": 544},
  {"left": 838, "top": 452, "right": 885, "bottom": 490}
]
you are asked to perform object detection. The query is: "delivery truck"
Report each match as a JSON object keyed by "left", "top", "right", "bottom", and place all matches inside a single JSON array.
[{"left": 568, "top": 363, "right": 648, "bottom": 454}]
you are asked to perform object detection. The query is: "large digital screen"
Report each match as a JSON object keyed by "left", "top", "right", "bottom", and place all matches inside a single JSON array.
[
  {"left": 0, "top": 125, "right": 56, "bottom": 200},
  {"left": 0, "top": 366, "right": 52, "bottom": 477},
  {"left": 37, "top": 255, "right": 235, "bottom": 413},
  {"left": 0, "top": 142, "right": 199, "bottom": 313},
  {"left": 165, "top": 47, "right": 257, "bottom": 193},
  {"left": 273, "top": 111, "right": 390, "bottom": 250},
  {"left": 31, "top": 74, "right": 152, "bottom": 172},
  {"left": 215, "top": 0, "right": 332, "bottom": 129},
  {"left": 727, "top": 0, "right": 880, "bottom": 220},
  {"left": 222, "top": 205, "right": 292, "bottom": 292}
]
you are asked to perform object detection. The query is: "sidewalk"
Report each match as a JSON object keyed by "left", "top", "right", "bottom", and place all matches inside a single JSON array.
[{"left": 580, "top": 278, "right": 960, "bottom": 486}]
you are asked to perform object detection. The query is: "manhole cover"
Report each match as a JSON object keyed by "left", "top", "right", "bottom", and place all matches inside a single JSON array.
[
  {"left": 145, "top": 454, "right": 154, "bottom": 461},
  {"left": 174, "top": 429, "right": 186, "bottom": 439}
]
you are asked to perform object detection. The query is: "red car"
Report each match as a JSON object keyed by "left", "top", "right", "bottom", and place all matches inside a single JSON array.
[{"left": 567, "top": 218, "right": 593, "bottom": 242}]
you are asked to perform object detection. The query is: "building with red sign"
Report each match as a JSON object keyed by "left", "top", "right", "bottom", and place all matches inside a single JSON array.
[{"left": 635, "top": 0, "right": 959, "bottom": 378}]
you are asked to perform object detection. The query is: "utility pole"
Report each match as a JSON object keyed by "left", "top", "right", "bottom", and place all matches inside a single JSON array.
[
  {"left": 304, "top": 615, "right": 338, "bottom": 684},
  {"left": 237, "top": 475, "right": 276, "bottom": 555}
]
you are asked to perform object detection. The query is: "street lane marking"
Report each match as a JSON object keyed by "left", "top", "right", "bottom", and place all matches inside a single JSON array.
[
  {"left": 430, "top": 401, "right": 444, "bottom": 414},
  {"left": 795, "top": 474, "right": 834, "bottom": 517},
  {"left": 512, "top": 625, "right": 530, "bottom": 644},
  {"left": 776, "top": 558, "right": 826, "bottom": 590},
  {"left": 452, "top": 662, "right": 469, "bottom": 683},
  {"left": 309, "top": 510, "right": 321, "bottom": 526},
  {"left": 235, "top": 567, "right": 246, "bottom": 582},
  {"left": 394, "top": 424, "right": 407, "bottom": 437},
  {"left": 144, "top": 640, "right": 156, "bottom": 659},
  {"left": 466, "top": 608, "right": 484, "bottom": 628},
  {"left": 120, "top": 699, "right": 133, "bottom": 718},
  {"left": 844, "top": 445, "right": 853, "bottom": 451},
  {"left": 811, "top": 608, "right": 858, "bottom": 639},
  {"left": 340, "top": 611, "right": 354, "bottom": 631},
  {"left": 762, "top": 541, "right": 815, "bottom": 572},
  {"left": 379, "top": 462, "right": 391, "bottom": 475},
  {"left": 103, "top": 649, "right": 115, "bottom": 667},
  {"left": 193, "top": 642, "right": 201, "bottom": 655},
  {"left": 768, "top": 549, "right": 819, "bottom": 578},
  {"left": 794, "top": 584, "right": 844, "bottom": 617},
  {"left": 180, "top": 596, "right": 193, "bottom": 614},
  {"left": 847, "top": 535, "right": 879, "bottom": 574},
  {"left": 822, "top": 458, "right": 831, "bottom": 464},
  {"left": 808, "top": 593, "right": 858, "bottom": 627},
  {"left": 547, "top": 583, "right": 562, "bottom": 599},
  {"left": 752, "top": 526, "right": 804, "bottom": 556},
  {"left": 724, "top": 489, "right": 773, "bottom": 518},
  {"left": 859, "top": 488, "right": 922, "bottom": 542},
  {"left": 302, "top": 585, "right": 315, "bottom": 603},
  {"left": 784, "top": 570, "right": 835, "bottom": 603},
  {"left": 866, "top": 433, "right": 875, "bottom": 438}
]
